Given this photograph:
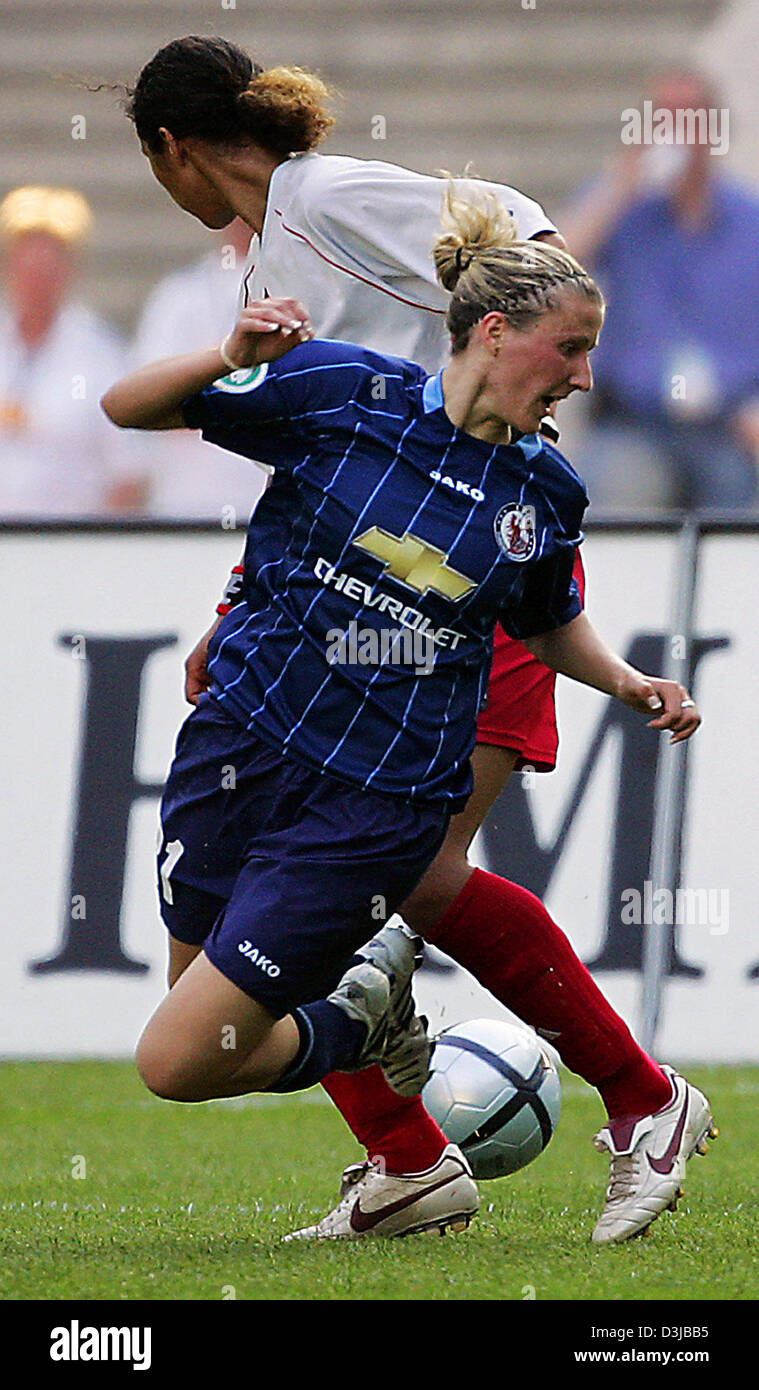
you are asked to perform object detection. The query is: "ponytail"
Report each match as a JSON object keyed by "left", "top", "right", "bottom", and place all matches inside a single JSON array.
[
  {"left": 433, "top": 180, "right": 603, "bottom": 350},
  {"left": 126, "top": 36, "right": 335, "bottom": 154}
]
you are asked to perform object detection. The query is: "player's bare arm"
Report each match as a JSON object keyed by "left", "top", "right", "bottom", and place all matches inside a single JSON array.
[
  {"left": 100, "top": 299, "right": 313, "bottom": 430},
  {"left": 532, "top": 230, "right": 568, "bottom": 251},
  {"left": 525, "top": 610, "right": 701, "bottom": 744}
]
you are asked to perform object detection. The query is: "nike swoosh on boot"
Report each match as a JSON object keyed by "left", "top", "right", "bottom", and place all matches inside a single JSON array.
[
  {"left": 349, "top": 1171, "right": 462, "bottom": 1234},
  {"left": 646, "top": 1092, "right": 688, "bottom": 1175}
]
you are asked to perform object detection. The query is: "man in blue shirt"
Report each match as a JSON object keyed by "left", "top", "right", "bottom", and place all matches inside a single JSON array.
[{"left": 562, "top": 69, "right": 759, "bottom": 512}]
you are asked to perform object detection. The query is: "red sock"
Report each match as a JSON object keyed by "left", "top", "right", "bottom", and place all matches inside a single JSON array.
[
  {"left": 321, "top": 872, "right": 670, "bottom": 1158},
  {"left": 322, "top": 1066, "right": 447, "bottom": 1172},
  {"left": 427, "top": 868, "right": 671, "bottom": 1121}
]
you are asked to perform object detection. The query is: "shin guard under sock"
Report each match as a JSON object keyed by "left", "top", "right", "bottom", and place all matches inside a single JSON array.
[
  {"left": 269, "top": 1002, "right": 367, "bottom": 1093},
  {"left": 322, "top": 1066, "right": 447, "bottom": 1172}
]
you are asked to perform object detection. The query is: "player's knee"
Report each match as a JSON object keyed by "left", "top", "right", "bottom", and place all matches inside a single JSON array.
[
  {"left": 135, "top": 1040, "right": 176, "bottom": 1099},
  {"left": 136, "top": 1034, "right": 202, "bottom": 1102}
]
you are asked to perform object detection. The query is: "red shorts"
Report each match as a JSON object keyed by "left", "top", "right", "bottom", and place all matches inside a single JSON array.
[{"left": 476, "top": 550, "right": 586, "bottom": 771}]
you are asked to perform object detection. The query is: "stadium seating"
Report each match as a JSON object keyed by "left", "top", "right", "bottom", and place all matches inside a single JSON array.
[{"left": 0, "top": 0, "right": 721, "bottom": 329}]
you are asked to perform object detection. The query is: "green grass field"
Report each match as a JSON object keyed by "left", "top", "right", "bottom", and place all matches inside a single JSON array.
[{"left": 1, "top": 1062, "right": 756, "bottom": 1302}]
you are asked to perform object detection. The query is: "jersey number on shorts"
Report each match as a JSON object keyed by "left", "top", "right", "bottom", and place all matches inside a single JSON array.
[{"left": 159, "top": 839, "right": 185, "bottom": 906}]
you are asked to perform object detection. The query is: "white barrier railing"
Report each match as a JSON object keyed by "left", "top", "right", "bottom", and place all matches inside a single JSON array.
[{"left": 1, "top": 519, "right": 757, "bottom": 1061}]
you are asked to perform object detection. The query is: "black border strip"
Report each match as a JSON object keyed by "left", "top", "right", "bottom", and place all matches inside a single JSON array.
[{"left": 1, "top": 513, "right": 758, "bottom": 536}]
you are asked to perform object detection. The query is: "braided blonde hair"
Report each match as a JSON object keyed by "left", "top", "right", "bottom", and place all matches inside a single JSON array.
[{"left": 433, "top": 181, "right": 603, "bottom": 351}]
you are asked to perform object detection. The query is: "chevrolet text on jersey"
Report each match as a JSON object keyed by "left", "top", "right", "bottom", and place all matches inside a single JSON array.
[{"left": 314, "top": 558, "right": 467, "bottom": 650}]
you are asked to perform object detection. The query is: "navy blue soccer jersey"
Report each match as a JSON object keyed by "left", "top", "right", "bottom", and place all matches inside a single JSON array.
[{"left": 182, "top": 340, "right": 587, "bottom": 806}]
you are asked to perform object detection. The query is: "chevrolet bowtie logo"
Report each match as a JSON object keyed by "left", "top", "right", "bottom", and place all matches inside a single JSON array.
[{"left": 353, "top": 526, "right": 476, "bottom": 601}]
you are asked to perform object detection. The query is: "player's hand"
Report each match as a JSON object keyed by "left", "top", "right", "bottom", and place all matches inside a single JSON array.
[
  {"left": 184, "top": 616, "right": 223, "bottom": 706},
  {"left": 223, "top": 298, "right": 314, "bottom": 368},
  {"left": 618, "top": 674, "right": 701, "bottom": 744}
]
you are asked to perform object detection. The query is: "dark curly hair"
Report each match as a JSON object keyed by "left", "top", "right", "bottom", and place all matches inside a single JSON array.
[{"left": 126, "top": 35, "right": 335, "bottom": 154}]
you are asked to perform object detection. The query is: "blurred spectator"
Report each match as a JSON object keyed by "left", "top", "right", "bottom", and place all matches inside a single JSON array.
[
  {"left": 130, "top": 217, "right": 269, "bottom": 523},
  {"left": 0, "top": 186, "right": 143, "bottom": 517},
  {"left": 561, "top": 71, "right": 759, "bottom": 514}
]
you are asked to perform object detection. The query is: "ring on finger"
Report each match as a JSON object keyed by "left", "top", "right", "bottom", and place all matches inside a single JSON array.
[{"left": 680, "top": 698, "right": 696, "bottom": 709}]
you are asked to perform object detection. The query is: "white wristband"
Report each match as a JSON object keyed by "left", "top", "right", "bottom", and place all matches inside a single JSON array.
[{"left": 219, "top": 335, "right": 246, "bottom": 372}]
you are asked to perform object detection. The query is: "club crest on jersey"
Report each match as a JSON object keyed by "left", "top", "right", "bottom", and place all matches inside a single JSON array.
[
  {"left": 214, "top": 363, "right": 269, "bottom": 393},
  {"left": 494, "top": 503, "right": 537, "bottom": 562}
]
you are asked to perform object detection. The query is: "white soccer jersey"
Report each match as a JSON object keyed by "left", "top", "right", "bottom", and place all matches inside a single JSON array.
[{"left": 240, "top": 153, "right": 557, "bottom": 372}]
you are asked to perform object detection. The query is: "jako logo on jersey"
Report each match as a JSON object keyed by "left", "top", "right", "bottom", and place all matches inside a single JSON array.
[
  {"left": 237, "top": 940, "right": 281, "bottom": 976},
  {"left": 353, "top": 527, "right": 476, "bottom": 601},
  {"left": 214, "top": 363, "right": 270, "bottom": 394},
  {"left": 429, "top": 470, "right": 485, "bottom": 503},
  {"left": 494, "top": 503, "right": 537, "bottom": 562}
]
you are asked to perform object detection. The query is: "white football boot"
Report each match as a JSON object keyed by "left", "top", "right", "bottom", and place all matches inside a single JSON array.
[
  {"left": 283, "top": 1143, "right": 479, "bottom": 1241},
  {"left": 592, "top": 1066, "right": 717, "bottom": 1245},
  {"left": 327, "top": 924, "right": 432, "bottom": 1097}
]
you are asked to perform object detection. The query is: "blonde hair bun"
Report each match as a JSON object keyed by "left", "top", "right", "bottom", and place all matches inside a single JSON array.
[
  {"left": 434, "top": 181, "right": 519, "bottom": 292},
  {"left": 433, "top": 178, "right": 603, "bottom": 350}
]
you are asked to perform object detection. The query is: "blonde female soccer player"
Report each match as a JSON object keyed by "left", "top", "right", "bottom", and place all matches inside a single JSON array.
[{"left": 117, "top": 36, "right": 713, "bottom": 1244}]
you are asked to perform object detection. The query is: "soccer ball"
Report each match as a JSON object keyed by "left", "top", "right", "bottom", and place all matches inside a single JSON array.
[{"left": 422, "top": 1017, "right": 562, "bottom": 1179}]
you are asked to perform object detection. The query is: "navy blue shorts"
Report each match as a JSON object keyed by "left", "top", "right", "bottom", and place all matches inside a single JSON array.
[{"left": 157, "top": 696, "right": 448, "bottom": 1017}]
